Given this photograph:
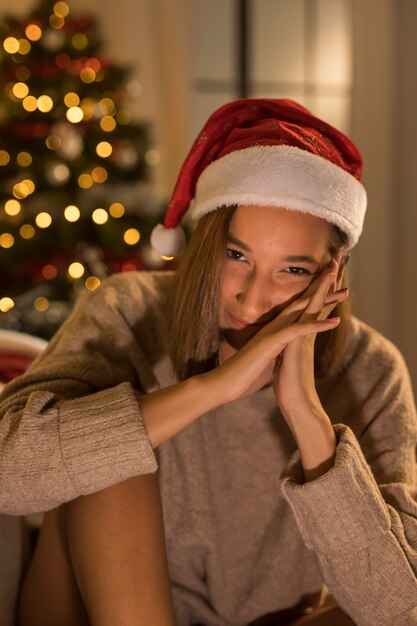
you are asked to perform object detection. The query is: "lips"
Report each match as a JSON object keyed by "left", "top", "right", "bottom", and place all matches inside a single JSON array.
[{"left": 226, "top": 310, "right": 266, "bottom": 330}]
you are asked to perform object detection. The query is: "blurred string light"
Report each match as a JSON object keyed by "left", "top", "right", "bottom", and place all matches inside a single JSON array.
[
  {"left": 64, "top": 205, "right": 80, "bottom": 222},
  {"left": 64, "top": 92, "right": 80, "bottom": 107},
  {"left": 19, "top": 224, "right": 35, "bottom": 239},
  {"left": 3, "top": 37, "right": 20, "bottom": 54},
  {"left": 0, "top": 151, "right": 10, "bottom": 166},
  {"left": 22, "top": 95, "right": 37, "bottom": 111},
  {"left": 72, "top": 33, "right": 88, "bottom": 50},
  {"left": 0, "top": 297, "right": 14, "bottom": 313},
  {"left": 92, "top": 208, "right": 108, "bottom": 224},
  {"left": 91, "top": 166, "right": 107, "bottom": 183},
  {"left": 50, "top": 14, "right": 65, "bottom": 30},
  {"left": 42, "top": 264, "right": 58, "bottom": 279},
  {"left": 4, "top": 199, "right": 21, "bottom": 216},
  {"left": 12, "top": 82, "right": 29, "bottom": 99},
  {"left": 68, "top": 262, "right": 84, "bottom": 279},
  {"left": 66, "top": 106, "right": 83, "bottom": 123},
  {"left": 109, "top": 202, "right": 125, "bottom": 218},
  {"left": 80, "top": 67, "right": 95, "bottom": 83},
  {"left": 85, "top": 276, "right": 101, "bottom": 291},
  {"left": 96, "top": 141, "right": 112, "bottom": 158},
  {"left": 37, "top": 95, "right": 54, "bottom": 112},
  {"left": 99, "top": 98, "right": 115, "bottom": 115},
  {"left": 18, "top": 39, "right": 31, "bottom": 55},
  {"left": 13, "top": 180, "right": 35, "bottom": 199},
  {"left": 124, "top": 228, "right": 140, "bottom": 245},
  {"left": 25, "top": 24, "right": 42, "bottom": 41},
  {"left": 54, "top": 1, "right": 70, "bottom": 17},
  {"left": 78, "top": 173, "right": 93, "bottom": 189},
  {"left": 17, "top": 152, "right": 32, "bottom": 167},
  {"left": 34, "top": 296, "right": 49, "bottom": 312},
  {"left": 35, "top": 212, "right": 52, "bottom": 228},
  {"left": 100, "top": 115, "right": 116, "bottom": 132},
  {"left": 0, "top": 233, "right": 14, "bottom": 248},
  {"left": 46, "top": 134, "right": 62, "bottom": 150}
]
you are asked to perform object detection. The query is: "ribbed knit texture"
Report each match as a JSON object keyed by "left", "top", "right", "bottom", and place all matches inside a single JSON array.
[{"left": 0, "top": 271, "right": 416, "bottom": 626}]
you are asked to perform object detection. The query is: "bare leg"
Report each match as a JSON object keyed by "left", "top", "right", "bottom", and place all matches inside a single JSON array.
[{"left": 18, "top": 473, "right": 176, "bottom": 626}]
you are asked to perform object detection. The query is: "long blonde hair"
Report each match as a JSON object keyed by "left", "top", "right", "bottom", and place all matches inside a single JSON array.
[{"left": 167, "top": 206, "right": 350, "bottom": 381}]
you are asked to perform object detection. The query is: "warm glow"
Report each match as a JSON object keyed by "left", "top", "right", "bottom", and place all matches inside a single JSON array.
[
  {"left": 18, "top": 39, "right": 31, "bottom": 55},
  {"left": 85, "top": 276, "right": 101, "bottom": 291},
  {"left": 52, "top": 163, "right": 70, "bottom": 182},
  {"left": 0, "top": 151, "right": 10, "bottom": 166},
  {"left": 35, "top": 212, "right": 52, "bottom": 228},
  {"left": 109, "top": 202, "right": 125, "bottom": 218},
  {"left": 22, "top": 95, "right": 38, "bottom": 112},
  {"left": 99, "top": 98, "right": 115, "bottom": 115},
  {"left": 0, "top": 233, "right": 14, "bottom": 248},
  {"left": 20, "top": 224, "right": 35, "bottom": 239},
  {"left": 42, "top": 264, "right": 58, "bottom": 279},
  {"left": 0, "top": 297, "right": 14, "bottom": 313},
  {"left": 13, "top": 181, "right": 35, "bottom": 199},
  {"left": 12, "top": 82, "right": 29, "bottom": 99},
  {"left": 72, "top": 33, "right": 88, "bottom": 49},
  {"left": 100, "top": 115, "right": 116, "bottom": 132},
  {"left": 78, "top": 173, "right": 93, "bottom": 189},
  {"left": 37, "top": 95, "right": 54, "bottom": 112},
  {"left": 80, "top": 97, "right": 94, "bottom": 120},
  {"left": 25, "top": 24, "right": 42, "bottom": 41},
  {"left": 80, "top": 68, "right": 96, "bottom": 83},
  {"left": 64, "top": 205, "right": 80, "bottom": 222},
  {"left": 64, "top": 92, "right": 80, "bottom": 107},
  {"left": 92, "top": 208, "right": 108, "bottom": 224},
  {"left": 17, "top": 152, "right": 32, "bottom": 167},
  {"left": 50, "top": 15, "right": 64, "bottom": 29},
  {"left": 124, "top": 228, "right": 140, "bottom": 245},
  {"left": 96, "top": 141, "right": 112, "bottom": 158},
  {"left": 3, "top": 37, "right": 19, "bottom": 54},
  {"left": 34, "top": 297, "right": 49, "bottom": 312},
  {"left": 66, "top": 106, "right": 84, "bottom": 123},
  {"left": 68, "top": 262, "right": 85, "bottom": 279},
  {"left": 91, "top": 166, "right": 107, "bottom": 183},
  {"left": 161, "top": 255, "right": 175, "bottom": 261},
  {"left": 4, "top": 199, "right": 21, "bottom": 216},
  {"left": 54, "top": 1, "right": 69, "bottom": 17},
  {"left": 46, "top": 134, "right": 62, "bottom": 150}
]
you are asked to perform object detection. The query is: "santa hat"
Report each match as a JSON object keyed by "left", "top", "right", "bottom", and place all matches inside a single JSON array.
[{"left": 151, "top": 98, "right": 367, "bottom": 256}]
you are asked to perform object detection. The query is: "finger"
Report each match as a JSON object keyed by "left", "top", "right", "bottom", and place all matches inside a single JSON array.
[
  {"left": 300, "top": 259, "right": 339, "bottom": 320},
  {"left": 276, "top": 316, "right": 340, "bottom": 349}
]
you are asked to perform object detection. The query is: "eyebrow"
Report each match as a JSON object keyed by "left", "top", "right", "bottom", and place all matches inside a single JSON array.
[{"left": 227, "top": 235, "right": 320, "bottom": 265}]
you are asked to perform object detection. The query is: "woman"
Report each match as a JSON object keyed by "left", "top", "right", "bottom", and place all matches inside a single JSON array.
[{"left": 1, "top": 99, "right": 417, "bottom": 626}]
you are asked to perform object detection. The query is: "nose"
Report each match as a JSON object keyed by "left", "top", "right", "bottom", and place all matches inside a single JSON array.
[{"left": 236, "top": 270, "right": 273, "bottom": 322}]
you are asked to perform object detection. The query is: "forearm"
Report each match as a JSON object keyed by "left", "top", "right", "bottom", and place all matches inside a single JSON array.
[
  {"left": 139, "top": 374, "right": 221, "bottom": 448},
  {"left": 283, "top": 405, "right": 336, "bottom": 482}
]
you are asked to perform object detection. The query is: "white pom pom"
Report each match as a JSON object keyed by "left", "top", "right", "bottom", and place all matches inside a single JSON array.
[{"left": 150, "top": 223, "right": 186, "bottom": 257}]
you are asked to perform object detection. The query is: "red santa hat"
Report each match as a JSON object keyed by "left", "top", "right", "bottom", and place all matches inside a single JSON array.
[{"left": 150, "top": 98, "right": 367, "bottom": 256}]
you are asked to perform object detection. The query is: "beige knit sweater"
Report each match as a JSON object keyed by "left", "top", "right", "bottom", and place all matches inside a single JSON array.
[{"left": 1, "top": 271, "right": 417, "bottom": 626}]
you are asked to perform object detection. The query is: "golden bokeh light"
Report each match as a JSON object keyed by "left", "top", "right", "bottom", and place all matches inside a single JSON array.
[
  {"left": 78, "top": 173, "right": 93, "bottom": 189},
  {"left": 25, "top": 24, "right": 42, "bottom": 41},
  {"left": 17, "top": 151, "right": 32, "bottom": 167},
  {"left": 92, "top": 208, "right": 108, "bottom": 224},
  {"left": 100, "top": 115, "right": 116, "bottom": 132},
  {"left": 13, "top": 179, "right": 35, "bottom": 200},
  {"left": 116, "top": 109, "right": 132, "bottom": 125},
  {"left": 37, "top": 95, "right": 54, "bottom": 112},
  {"left": 34, "top": 297, "right": 49, "bottom": 312},
  {"left": 64, "top": 92, "right": 80, "bottom": 107},
  {"left": 124, "top": 228, "right": 140, "bottom": 245},
  {"left": 12, "top": 82, "right": 29, "bottom": 99},
  {"left": 18, "top": 39, "right": 31, "bottom": 55},
  {"left": 0, "top": 233, "right": 14, "bottom": 248},
  {"left": 66, "top": 106, "right": 84, "bottom": 123},
  {"left": 54, "top": 1, "right": 70, "bottom": 17},
  {"left": 46, "top": 134, "right": 62, "bottom": 150},
  {"left": 91, "top": 166, "right": 107, "bottom": 183},
  {"left": 0, "top": 297, "right": 14, "bottom": 313},
  {"left": 80, "top": 68, "right": 96, "bottom": 83},
  {"left": 42, "top": 264, "right": 58, "bottom": 279},
  {"left": 96, "top": 141, "right": 112, "bottom": 158},
  {"left": 85, "top": 276, "right": 101, "bottom": 291},
  {"left": 22, "top": 95, "right": 38, "bottom": 111},
  {"left": 50, "top": 14, "right": 64, "bottom": 29},
  {"left": 0, "top": 150, "right": 10, "bottom": 166},
  {"left": 72, "top": 33, "right": 88, "bottom": 49},
  {"left": 80, "top": 97, "right": 94, "bottom": 120},
  {"left": 68, "top": 262, "right": 85, "bottom": 279},
  {"left": 109, "top": 202, "right": 125, "bottom": 218},
  {"left": 3, "top": 37, "right": 19, "bottom": 54},
  {"left": 35, "top": 212, "right": 52, "bottom": 228},
  {"left": 20, "top": 224, "right": 35, "bottom": 239},
  {"left": 99, "top": 98, "right": 115, "bottom": 115},
  {"left": 64, "top": 205, "right": 80, "bottom": 222},
  {"left": 4, "top": 199, "right": 21, "bottom": 216}
]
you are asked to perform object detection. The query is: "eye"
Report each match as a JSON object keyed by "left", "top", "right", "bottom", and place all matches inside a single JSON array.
[
  {"left": 226, "top": 248, "right": 247, "bottom": 262},
  {"left": 282, "top": 266, "right": 313, "bottom": 277}
]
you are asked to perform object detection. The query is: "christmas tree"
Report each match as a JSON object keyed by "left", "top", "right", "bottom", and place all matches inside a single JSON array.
[{"left": 0, "top": 0, "right": 167, "bottom": 338}]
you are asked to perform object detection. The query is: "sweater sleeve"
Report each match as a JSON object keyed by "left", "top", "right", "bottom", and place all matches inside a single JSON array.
[
  {"left": 0, "top": 274, "right": 159, "bottom": 515},
  {"left": 280, "top": 343, "right": 417, "bottom": 626}
]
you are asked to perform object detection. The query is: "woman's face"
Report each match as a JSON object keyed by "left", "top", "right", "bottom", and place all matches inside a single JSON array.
[{"left": 219, "top": 204, "right": 333, "bottom": 353}]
